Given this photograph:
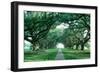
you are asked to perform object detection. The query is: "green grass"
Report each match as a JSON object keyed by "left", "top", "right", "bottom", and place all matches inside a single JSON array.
[
  {"left": 24, "top": 48, "right": 90, "bottom": 62},
  {"left": 46, "top": 49, "right": 58, "bottom": 60},
  {"left": 62, "top": 48, "right": 90, "bottom": 60},
  {"left": 24, "top": 49, "right": 57, "bottom": 62}
]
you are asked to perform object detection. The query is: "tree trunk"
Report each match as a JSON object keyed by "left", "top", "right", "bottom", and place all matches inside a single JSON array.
[
  {"left": 81, "top": 43, "right": 84, "bottom": 50},
  {"left": 32, "top": 43, "right": 36, "bottom": 51},
  {"left": 81, "top": 37, "right": 90, "bottom": 51},
  {"left": 76, "top": 44, "right": 79, "bottom": 50}
]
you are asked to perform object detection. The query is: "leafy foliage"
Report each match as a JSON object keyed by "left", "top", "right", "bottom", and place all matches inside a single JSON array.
[{"left": 24, "top": 11, "right": 90, "bottom": 51}]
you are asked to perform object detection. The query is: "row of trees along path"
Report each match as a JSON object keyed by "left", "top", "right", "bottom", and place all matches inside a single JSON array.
[{"left": 24, "top": 11, "right": 90, "bottom": 60}]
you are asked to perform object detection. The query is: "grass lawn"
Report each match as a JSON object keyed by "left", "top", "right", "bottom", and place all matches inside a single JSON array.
[
  {"left": 62, "top": 48, "right": 90, "bottom": 60},
  {"left": 24, "top": 48, "right": 57, "bottom": 62},
  {"left": 24, "top": 48, "right": 90, "bottom": 62}
]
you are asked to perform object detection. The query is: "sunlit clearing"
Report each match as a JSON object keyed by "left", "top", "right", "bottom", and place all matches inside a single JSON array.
[{"left": 56, "top": 43, "right": 64, "bottom": 48}]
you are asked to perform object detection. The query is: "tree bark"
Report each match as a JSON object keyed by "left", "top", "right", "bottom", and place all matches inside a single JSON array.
[
  {"left": 32, "top": 43, "right": 36, "bottom": 51},
  {"left": 81, "top": 43, "right": 85, "bottom": 50},
  {"left": 76, "top": 44, "right": 79, "bottom": 50}
]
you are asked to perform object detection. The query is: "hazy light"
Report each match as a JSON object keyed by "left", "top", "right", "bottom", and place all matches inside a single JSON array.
[
  {"left": 28, "top": 37, "right": 32, "bottom": 40},
  {"left": 25, "top": 40, "right": 31, "bottom": 45},
  {"left": 84, "top": 30, "right": 88, "bottom": 38},
  {"left": 56, "top": 23, "right": 69, "bottom": 29},
  {"left": 24, "top": 40, "right": 31, "bottom": 50},
  {"left": 56, "top": 43, "right": 64, "bottom": 48}
]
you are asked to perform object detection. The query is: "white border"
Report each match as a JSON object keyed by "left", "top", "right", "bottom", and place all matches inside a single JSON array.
[{"left": 18, "top": 5, "right": 96, "bottom": 68}]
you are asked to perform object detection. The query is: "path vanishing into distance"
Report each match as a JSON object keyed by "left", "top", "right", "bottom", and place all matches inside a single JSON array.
[{"left": 55, "top": 48, "right": 65, "bottom": 60}]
